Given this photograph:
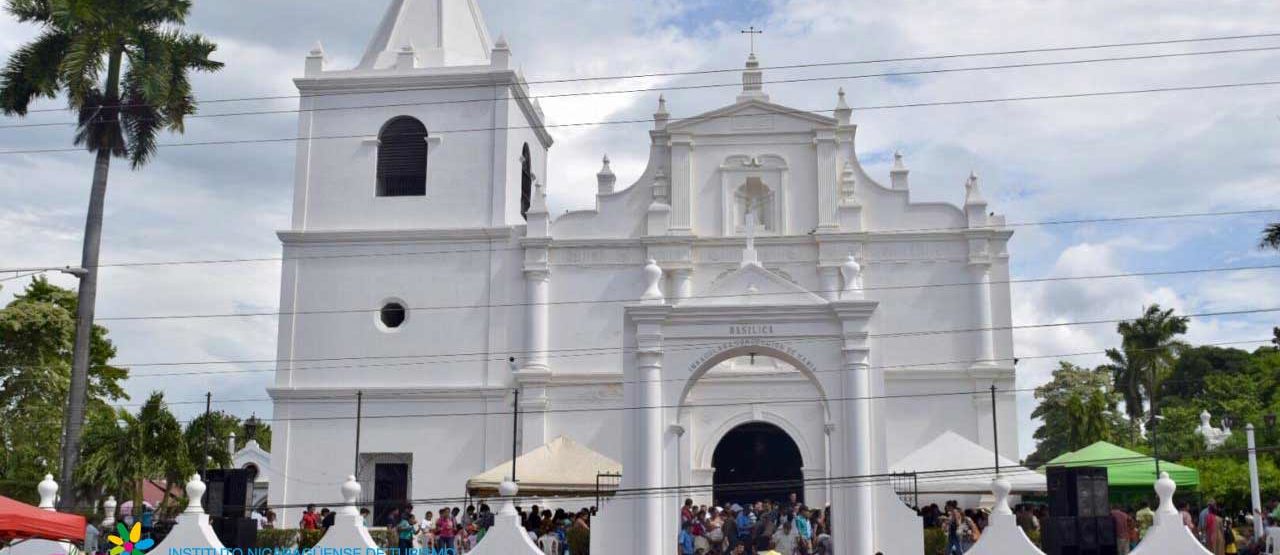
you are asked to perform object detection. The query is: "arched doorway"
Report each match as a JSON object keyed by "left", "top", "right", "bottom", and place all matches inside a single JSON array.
[{"left": 712, "top": 421, "right": 804, "bottom": 506}]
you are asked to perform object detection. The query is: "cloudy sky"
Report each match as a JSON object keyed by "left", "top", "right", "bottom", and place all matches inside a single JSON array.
[{"left": 1, "top": 0, "right": 1279, "bottom": 458}]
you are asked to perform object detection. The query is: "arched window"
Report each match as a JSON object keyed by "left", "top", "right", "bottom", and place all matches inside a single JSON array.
[
  {"left": 376, "top": 116, "right": 428, "bottom": 197},
  {"left": 520, "top": 143, "right": 533, "bottom": 220}
]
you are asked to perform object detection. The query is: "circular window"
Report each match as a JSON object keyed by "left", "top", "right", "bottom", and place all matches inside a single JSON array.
[{"left": 379, "top": 302, "right": 407, "bottom": 329}]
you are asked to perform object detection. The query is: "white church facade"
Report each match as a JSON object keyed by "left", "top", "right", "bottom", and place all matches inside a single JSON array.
[{"left": 268, "top": 1, "right": 1020, "bottom": 553}]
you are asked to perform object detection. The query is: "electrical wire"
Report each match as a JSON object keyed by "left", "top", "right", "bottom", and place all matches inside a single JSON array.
[
  {"left": 14, "top": 30, "right": 1280, "bottom": 115},
  {"left": 77, "top": 262, "right": 1280, "bottom": 322},
  {"left": 7, "top": 44, "right": 1280, "bottom": 130},
  {"left": 4, "top": 79, "right": 1280, "bottom": 156},
  {"left": 5, "top": 207, "right": 1274, "bottom": 273}
]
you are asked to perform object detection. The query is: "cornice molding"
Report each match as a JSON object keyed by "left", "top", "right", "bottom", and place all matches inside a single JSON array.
[{"left": 278, "top": 226, "right": 515, "bottom": 245}]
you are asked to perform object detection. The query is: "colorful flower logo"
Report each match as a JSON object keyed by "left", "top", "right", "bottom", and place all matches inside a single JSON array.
[{"left": 107, "top": 522, "right": 154, "bottom": 555}]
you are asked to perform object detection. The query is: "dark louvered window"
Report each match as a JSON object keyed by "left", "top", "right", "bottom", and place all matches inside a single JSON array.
[
  {"left": 520, "top": 143, "right": 532, "bottom": 220},
  {"left": 377, "top": 116, "right": 428, "bottom": 197}
]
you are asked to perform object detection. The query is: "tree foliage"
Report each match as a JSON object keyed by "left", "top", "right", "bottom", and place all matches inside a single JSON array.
[
  {"left": 0, "top": 278, "right": 127, "bottom": 503},
  {"left": 0, "top": 0, "right": 223, "bottom": 167},
  {"left": 1027, "top": 362, "right": 1127, "bottom": 467}
]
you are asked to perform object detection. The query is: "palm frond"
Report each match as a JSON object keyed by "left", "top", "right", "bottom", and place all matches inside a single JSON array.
[
  {"left": 135, "top": 0, "right": 193, "bottom": 26},
  {"left": 1262, "top": 223, "right": 1280, "bottom": 251},
  {"left": 0, "top": 30, "right": 69, "bottom": 115},
  {"left": 5, "top": 0, "right": 53, "bottom": 23},
  {"left": 72, "top": 88, "right": 126, "bottom": 157},
  {"left": 121, "top": 71, "right": 161, "bottom": 168},
  {"left": 58, "top": 31, "right": 108, "bottom": 108}
]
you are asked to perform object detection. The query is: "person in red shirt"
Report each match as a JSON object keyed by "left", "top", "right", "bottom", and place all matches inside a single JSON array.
[
  {"left": 1110, "top": 505, "right": 1133, "bottom": 555},
  {"left": 437, "top": 506, "right": 457, "bottom": 551},
  {"left": 300, "top": 504, "right": 320, "bottom": 530}
]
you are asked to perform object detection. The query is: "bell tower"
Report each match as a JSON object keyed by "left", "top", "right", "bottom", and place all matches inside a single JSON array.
[{"left": 289, "top": 0, "right": 553, "bottom": 232}]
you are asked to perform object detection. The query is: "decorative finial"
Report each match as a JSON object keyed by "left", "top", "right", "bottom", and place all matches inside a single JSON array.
[
  {"left": 991, "top": 477, "right": 1013, "bottom": 516},
  {"left": 185, "top": 474, "right": 207, "bottom": 514},
  {"left": 893, "top": 151, "right": 905, "bottom": 170},
  {"left": 657, "top": 95, "right": 668, "bottom": 115},
  {"left": 103, "top": 496, "right": 118, "bottom": 527},
  {"left": 841, "top": 255, "right": 863, "bottom": 300},
  {"left": 495, "top": 34, "right": 509, "bottom": 50},
  {"left": 37, "top": 474, "right": 57, "bottom": 510},
  {"left": 1155, "top": 471, "right": 1177, "bottom": 518},
  {"left": 837, "top": 88, "right": 849, "bottom": 109},
  {"left": 597, "top": 155, "right": 617, "bottom": 194},
  {"left": 641, "top": 259, "right": 664, "bottom": 303},
  {"left": 340, "top": 475, "right": 361, "bottom": 515},
  {"left": 309, "top": 41, "right": 325, "bottom": 56}
]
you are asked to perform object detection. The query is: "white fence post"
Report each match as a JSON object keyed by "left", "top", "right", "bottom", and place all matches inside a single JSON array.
[
  {"left": 313, "top": 475, "right": 379, "bottom": 550},
  {"left": 150, "top": 474, "right": 225, "bottom": 553},
  {"left": 963, "top": 477, "right": 1045, "bottom": 555},
  {"left": 467, "top": 481, "right": 542, "bottom": 555},
  {"left": 1129, "top": 472, "right": 1211, "bottom": 555}
]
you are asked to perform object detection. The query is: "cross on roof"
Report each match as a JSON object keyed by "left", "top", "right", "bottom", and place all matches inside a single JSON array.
[{"left": 741, "top": 26, "right": 763, "bottom": 55}]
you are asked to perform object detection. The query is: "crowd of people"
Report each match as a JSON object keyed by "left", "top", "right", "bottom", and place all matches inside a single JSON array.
[
  {"left": 918, "top": 497, "right": 1280, "bottom": 555},
  {"left": 294, "top": 502, "right": 594, "bottom": 554},
  {"left": 676, "top": 493, "right": 833, "bottom": 555}
]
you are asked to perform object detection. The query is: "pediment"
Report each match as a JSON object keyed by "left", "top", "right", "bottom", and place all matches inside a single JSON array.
[
  {"left": 680, "top": 262, "right": 827, "bottom": 306},
  {"left": 666, "top": 99, "right": 837, "bottom": 134}
]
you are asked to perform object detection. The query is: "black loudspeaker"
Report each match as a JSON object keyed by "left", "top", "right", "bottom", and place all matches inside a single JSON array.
[
  {"left": 211, "top": 517, "right": 257, "bottom": 550},
  {"left": 1044, "top": 467, "right": 1114, "bottom": 555},
  {"left": 204, "top": 469, "right": 253, "bottom": 518}
]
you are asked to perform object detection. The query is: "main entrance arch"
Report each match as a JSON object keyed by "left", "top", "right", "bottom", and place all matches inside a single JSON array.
[{"left": 712, "top": 421, "right": 804, "bottom": 506}]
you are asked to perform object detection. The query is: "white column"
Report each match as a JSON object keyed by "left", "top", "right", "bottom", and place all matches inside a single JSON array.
[
  {"left": 669, "top": 136, "right": 694, "bottom": 233},
  {"left": 671, "top": 268, "right": 693, "bottom": 301},
  {"left": 524, "top": 269, "right": 550, "bottom": 370},
  {"left": 816, "top": 132, "right": 840, "bottom": 230},
  {"left": 1249, "top": 423, "right": 1263, "bottom": 540},
  {"left": 637, "top": 350, "right": 665, "bottom": 555},
  {"left": 972, "top": 264, "right": 996, "bottom": 366},
  {"left": 844, "top": 348, "right": 875, "bottom": 555}
]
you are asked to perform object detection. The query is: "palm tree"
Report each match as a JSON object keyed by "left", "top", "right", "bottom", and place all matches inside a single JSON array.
[
  {"left": 1116, "top": 305, "right": 1189, "bottom": 424},
  {"left": 77, "top": 393, "right": 190, "bottom": 517},
  {"left": 1263, "top": 223, "right": 1280, "bottom": 251},
  {"left": 0, "top": 0, "right": 222, "bottom": 508},
  {"left": 1101, "top": 347, "right": 1143, "bottom": 442}
]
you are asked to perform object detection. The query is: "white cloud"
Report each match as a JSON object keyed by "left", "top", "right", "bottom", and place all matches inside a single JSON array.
[{"left": 2, "top": 0, "right": 1279, "bottom": 441}]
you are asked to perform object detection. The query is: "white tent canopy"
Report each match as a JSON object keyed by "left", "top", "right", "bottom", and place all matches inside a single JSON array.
[
  {"left": 890, "top": 431, "right": 1046, "bottom": 494},
  {"left": 466, "top": 436, "right": 622, "bottom": 496}
]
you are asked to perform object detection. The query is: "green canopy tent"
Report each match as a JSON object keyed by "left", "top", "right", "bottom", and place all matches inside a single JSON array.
[{"left": 1046, "top": 441, "right": 1199, "bottom": 490}]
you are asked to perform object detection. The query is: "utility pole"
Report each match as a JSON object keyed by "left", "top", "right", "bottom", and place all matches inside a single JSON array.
[
  {"left": 1248, "top": 423, "right": 1263, "bottom": 540},
  {"left": 354, "top": 390, "right": 363, "bottom": 476},
  {"left": 201, "top": 392, "right": 211, "bottom": 478}
]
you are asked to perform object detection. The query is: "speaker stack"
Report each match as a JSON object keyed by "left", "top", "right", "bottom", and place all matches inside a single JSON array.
[
  {"left": 1042, "top": 466, "right": 1117, "bottom": 555},
  {"left": 203, "top": 469, "right": 258, "bottom": 550}
]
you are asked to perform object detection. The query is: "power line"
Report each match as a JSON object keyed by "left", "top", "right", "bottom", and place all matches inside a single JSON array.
[
  {"left": 7, "top": 44, "right": 1280, "bottom": 131},
  {"left": 4, "top": 79, "right": 1280, "bottom": 156},
  {"left": 72, "top": 262, "right": 1280, "bottom": 322},
  {"left": 5, "top": 208, "right": 1276, "bottom": 273},
  {"left": 93, "top": 344, "right": 1273, "bottom": 409},
  {"left": 13, "top": 30, "right": 1280, "bottom": 116}
]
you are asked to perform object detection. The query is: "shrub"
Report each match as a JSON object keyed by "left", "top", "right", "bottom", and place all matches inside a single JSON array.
[
  {"left": 298, "top": 529, "right": 324, "bottom": 550},
  {"left": 256, "top": 529, "right": 299, "bottom": 550},
  {"left": 924, "top": 527, "right": 946, "bottom": 555}
]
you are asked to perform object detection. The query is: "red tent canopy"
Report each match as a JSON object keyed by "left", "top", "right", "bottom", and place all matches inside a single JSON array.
[{"left": 0, "top": 496, "right": 85, "bottom": 545}]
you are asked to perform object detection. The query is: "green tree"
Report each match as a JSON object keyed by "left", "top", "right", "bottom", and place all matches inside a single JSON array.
[
  {"left": 0, "top": 0, "right": 222, "bottom": 507},
  {"left": 0, "top": 278, "right": 126, "bottom": 504},
  {"left": 1117, "top": 304, "right": 1189, "bottom": 422},
  {"left": 185, "top": 411, "right": 242, "bottom": 471},
  {"left": 1027, "top": 362, "right": 1125, "bottom": 466},
  {"left": 77, "top": 392, "right": 191, "bottom": 517},
  {"left": 1101, "top": 347, "right": 1144, "bottom": 440}
]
